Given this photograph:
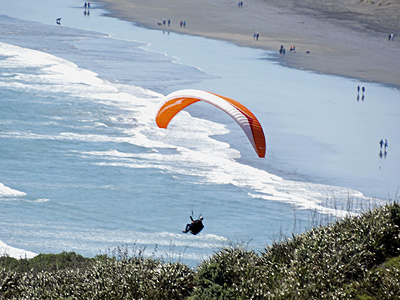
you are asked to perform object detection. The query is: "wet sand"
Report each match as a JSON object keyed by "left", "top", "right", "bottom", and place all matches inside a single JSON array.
[{"left": 96, "top": 0, "right": 400, "bottom": 88}]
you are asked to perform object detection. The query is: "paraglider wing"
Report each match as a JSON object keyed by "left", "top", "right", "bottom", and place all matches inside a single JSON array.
[{"left": 155, "top": 89, "right": 266, "bottom": 158}]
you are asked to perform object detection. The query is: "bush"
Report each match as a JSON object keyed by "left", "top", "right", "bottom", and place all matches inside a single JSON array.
[
  {"left": 0, "top": 203, "right": 399, "bottom": 299},
  {"left": 191, "top": 245, "right": 264, "bottom": 299},
  {"left": 0, "top": 251, "right": 92, "bottom": 273},
  {"left": 191, "top": 202, "right": 400, "bottom": 299},
  {"left": 0, "top": 252, "right": 193, "bottom": 299}
]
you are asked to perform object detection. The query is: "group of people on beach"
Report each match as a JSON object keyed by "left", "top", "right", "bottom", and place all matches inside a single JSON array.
[
  {"left": 387, "top": 33, "right": 395, "bottom": 41},
  {"left": 357, "top": 85, "right": 365, "bottom": 101},
  {"left": 356, "top": 85, "right": 366, "bottom": 101},
  {"left": 158, "top": 19, "right": 186, "bottom": 28},
  {"left": 237, "top": 1, "right": 244, "bottom": 8},
  {"left": 83, "top": 2, "right": 91, "bottom": 16},
  {"left": 58, "top": 2, "right": 91, "bottom": 24},
  {"left": 278, "top": 44, "right": 296, "bottom": 56},
  {"left": 161, "top": 18, "right": 171, "bottom": 26},
  {"left": 379, "top": 139, "right": 389, "bottom": 159},
  {"left": 379, "top": 139, "right": 388, "bottom": 149}
]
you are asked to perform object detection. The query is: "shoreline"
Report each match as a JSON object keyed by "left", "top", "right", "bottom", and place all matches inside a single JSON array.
[
  {"left": 96, "top": 0, "right": 400, "bottom": 89},
  {"left": 0, "top": 240, "right": 37, "bottom": 259}
]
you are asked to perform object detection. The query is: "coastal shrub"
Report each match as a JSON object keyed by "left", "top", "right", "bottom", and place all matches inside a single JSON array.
[
  {"left": 0, "top": 253, "right": 193, "bottom": 299},
  {"left": 191, "top": 245, "right": 265, "bottom": 299},
  {"left": 345, "top": 255, "right": 400, "bottom": 299},
  {"left": 0, "top": 251, "right": 92, "bottom": 273},
  {"left": 256, "top": 202, "right": 400, "bottom": 299},
  {"left": 190, "top": 203, "right": 400, "bottom": 299},
  {"left": 0, "top": 203, "right": 399, "bottom": 299}
]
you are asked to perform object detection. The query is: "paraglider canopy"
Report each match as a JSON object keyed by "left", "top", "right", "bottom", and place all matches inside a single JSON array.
[{"left": 155, "top": 89, "right": 266, "bottom": 158}]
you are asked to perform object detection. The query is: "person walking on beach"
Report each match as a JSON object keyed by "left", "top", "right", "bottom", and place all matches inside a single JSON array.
[
  {"left": 384, "top": 139, "right": 388, "bottom": 149},
  {"left": 279, "top": 45, "right": 286, "bottom": 56},
  {"left": 380, "top": 139, "right": 384, "bottom": 148}
]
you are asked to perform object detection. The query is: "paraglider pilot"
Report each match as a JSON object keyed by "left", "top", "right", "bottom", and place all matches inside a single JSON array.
[{"left": 183, "top": 216, "right": 204, "bottom": 235}]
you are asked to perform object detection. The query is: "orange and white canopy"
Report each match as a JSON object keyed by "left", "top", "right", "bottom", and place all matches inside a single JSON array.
[{"left": 155, "top": 89, "right": 266, "bottom": 158}]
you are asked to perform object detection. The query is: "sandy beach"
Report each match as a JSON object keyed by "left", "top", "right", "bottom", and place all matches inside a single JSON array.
[{"left": 97, "top": 0, "right": 400, "bottom": 88}]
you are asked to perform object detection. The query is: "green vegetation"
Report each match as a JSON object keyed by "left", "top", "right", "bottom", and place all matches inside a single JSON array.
[{"left": 1, "top": 203, "right": 399, "bottom": 299}]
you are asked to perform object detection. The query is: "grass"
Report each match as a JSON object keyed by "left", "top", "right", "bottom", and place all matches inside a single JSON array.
[{"left": 1, "top": 202, "right": 399, "bottom": 299}]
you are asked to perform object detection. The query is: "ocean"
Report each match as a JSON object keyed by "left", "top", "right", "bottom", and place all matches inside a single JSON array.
[{"left": 0, "top": 0, "right": 399, "bottom": 266}]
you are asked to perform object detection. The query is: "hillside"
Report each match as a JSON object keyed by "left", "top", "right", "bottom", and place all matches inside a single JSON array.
[{"left": 1, "top": 203, "right": 399, "bottom": 299}]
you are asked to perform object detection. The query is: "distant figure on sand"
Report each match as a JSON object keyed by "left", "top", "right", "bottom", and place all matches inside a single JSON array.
[
  {"left": 380, "top": 139, "right": 384, "bottom": 148},
  {"left": 279, "top": 45, "right": 285, "bottom": 56},
  {"left": 56, "top": 18, "right": 61, "bottom": 25},
  {"left": 384, "top": 139, "right": 388, "bottom": 149}
]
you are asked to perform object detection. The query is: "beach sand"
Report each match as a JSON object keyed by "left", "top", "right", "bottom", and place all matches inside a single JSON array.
[{"left": 96, "top": 0, "right": 400, "bottom": 88}]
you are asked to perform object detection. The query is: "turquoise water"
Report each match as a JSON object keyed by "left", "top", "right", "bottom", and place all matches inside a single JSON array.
[{"left": 0, "top": 0, "right": 398, "bottom": 266}]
